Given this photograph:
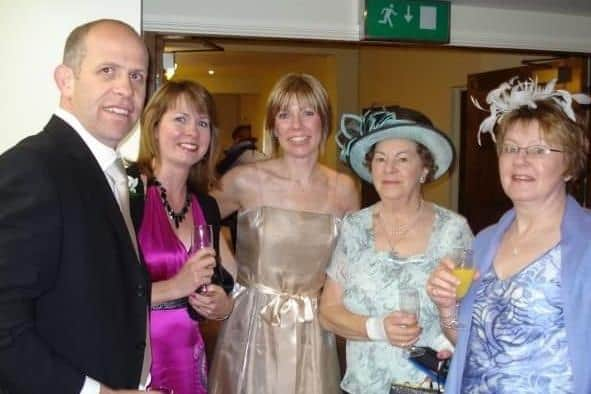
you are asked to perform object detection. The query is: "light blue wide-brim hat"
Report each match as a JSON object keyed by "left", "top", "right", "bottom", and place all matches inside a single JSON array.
[{"left": 336, "top": 110, "right": 454, "bottom": 183}]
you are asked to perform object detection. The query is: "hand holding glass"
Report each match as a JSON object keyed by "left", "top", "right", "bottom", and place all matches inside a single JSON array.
[
  {"left": 190, "top": 224, "right": 213, "bottom": 294},
  {"left": 447, "top": 248, "right": 475, "bottom": 329},
  {"left": 398, "top": 288, "right": 424, "bottom": 357}
]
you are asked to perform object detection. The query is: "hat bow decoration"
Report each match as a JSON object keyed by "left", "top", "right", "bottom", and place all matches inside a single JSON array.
[{"left": 336, "top": 111, "right": 414, "bottom": 164}]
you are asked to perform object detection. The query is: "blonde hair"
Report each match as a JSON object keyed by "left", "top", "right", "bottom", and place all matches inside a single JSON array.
[
  {"left": 264, "top": 73, "right": 332, "bottom": 154},
  {"left": 137, "top": 80, "right": 219, "bottom": 193}
]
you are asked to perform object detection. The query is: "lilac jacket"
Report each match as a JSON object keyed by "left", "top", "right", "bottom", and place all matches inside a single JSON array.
[{"left": 445, "top": 195, "right": 591, "bottom": 393}]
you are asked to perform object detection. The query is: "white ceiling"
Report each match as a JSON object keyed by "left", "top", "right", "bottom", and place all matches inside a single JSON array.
[{"left": 450, "top": 0, "right": 591, "bottom": 16}]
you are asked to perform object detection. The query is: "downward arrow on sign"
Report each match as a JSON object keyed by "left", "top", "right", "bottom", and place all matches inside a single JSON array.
[{"left": 404, "top": 5, "right": 413, "bottom": 22}]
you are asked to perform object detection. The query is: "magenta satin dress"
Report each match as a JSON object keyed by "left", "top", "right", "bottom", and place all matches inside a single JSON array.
[{"left": 138, "top": 185, "right": 208, "bottom": 394}]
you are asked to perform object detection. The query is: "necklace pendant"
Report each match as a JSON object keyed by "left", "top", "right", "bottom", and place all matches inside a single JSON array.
[
  {"left": 153, "top": 177, "right": 192, "bottom": 229},
  {"left": 172, "top": 215, "right": 181, "bottom": 228}
]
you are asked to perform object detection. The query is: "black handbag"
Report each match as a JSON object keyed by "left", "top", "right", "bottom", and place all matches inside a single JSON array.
[
  {"left": 390, "top": 347, "right": 447, "bottom": 394},
  {"left": 390, "top": 384, "right": 440, "bottom": 394}
]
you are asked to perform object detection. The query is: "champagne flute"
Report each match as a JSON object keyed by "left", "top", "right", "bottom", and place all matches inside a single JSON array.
[
  {"left": 447, "top": 248, "right": 475, "bottom": 329},
  {"left": 190, "top": 224, "right": 213, "bottom": 294},
  {"left": 398, "top": 287, "right": 425, "bottom": 357},
  {"left": 191, "top": 224, "right": 213, "bottom": 253}
]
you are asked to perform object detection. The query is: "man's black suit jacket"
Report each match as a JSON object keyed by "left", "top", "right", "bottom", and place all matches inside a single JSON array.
[{"left": 0, "top": 116, "right": 150, "bottom": 393}]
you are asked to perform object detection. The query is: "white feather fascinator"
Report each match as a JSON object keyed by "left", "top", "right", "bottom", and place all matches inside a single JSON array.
[{"left": 471, "top": 77, "right": 591, "bottom": 145}]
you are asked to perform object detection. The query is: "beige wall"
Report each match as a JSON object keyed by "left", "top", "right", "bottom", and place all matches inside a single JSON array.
[
  {"left": 358, "top": 47, "right": 539, "bottom": 207},
  {"left": 211, "top": 94, "right": 241, "bottom": 151},
  {"left": 239, "top": 94, "right": 263, "bottom": 143}
]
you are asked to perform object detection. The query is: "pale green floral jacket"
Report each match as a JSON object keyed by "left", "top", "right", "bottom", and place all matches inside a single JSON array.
[{"left": 327, "top": 203, "right": 473, "bottom": 394}]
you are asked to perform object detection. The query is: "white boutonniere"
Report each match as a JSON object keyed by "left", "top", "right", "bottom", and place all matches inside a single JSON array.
[{"left": 127, "top": 175, "right": 140, "bottom": 197}]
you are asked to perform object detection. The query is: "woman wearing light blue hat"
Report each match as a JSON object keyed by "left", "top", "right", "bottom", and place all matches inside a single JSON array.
[{"left": 319, "top": 107, "right": 473, "bottom": 394}]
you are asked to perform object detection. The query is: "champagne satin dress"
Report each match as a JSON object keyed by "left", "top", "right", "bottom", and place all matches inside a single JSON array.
[{"left": 209, "top": 206, "right": 341, "bottom": 394}]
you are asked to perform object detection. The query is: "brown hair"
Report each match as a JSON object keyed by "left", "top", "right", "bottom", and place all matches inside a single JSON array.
[
  {"left": 62, "top": 19, "right": 139, "bottom": 75},
  {"left": 137, "top": 80, "right": 219, "bottom": 193},
  {"left": 363, "top": 106, "right": 438, "bottom": 182},
  {"left": 264, "top": 73, "right": 332, "bottom": 154},
  {"left": 496, "top": 99, "right": 589, "bottom": 180}
]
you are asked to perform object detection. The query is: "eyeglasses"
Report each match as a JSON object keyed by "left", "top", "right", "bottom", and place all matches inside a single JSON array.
[{"left": 500, "top": 144, "right": 564, "bottom": 156}]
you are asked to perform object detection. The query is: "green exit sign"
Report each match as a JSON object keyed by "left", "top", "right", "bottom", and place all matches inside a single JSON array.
[{"left": 363, "top": 0, "right": 450, "bottom": 43}]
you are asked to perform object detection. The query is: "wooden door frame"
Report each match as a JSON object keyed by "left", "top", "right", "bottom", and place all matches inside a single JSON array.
[{"left": 143, "top": 32, "right": 165, "bottom": 98}]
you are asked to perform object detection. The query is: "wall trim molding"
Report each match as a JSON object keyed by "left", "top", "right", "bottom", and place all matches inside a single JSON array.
[
  {"left": 450, "top": 5, "right": 591, "bottom": 53},
  {"left": 451, "top": 29, "right": 591, "bottom": 53},
  {"left": 143, "top": 14, "right": 360, "bottom": 41}
]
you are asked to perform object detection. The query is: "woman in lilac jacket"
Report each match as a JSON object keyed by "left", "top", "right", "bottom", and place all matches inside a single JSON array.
[{"left": 426, "top": 78, "right": 591, "bottom": 393}]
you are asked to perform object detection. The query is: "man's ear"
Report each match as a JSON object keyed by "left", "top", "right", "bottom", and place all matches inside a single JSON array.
[{"left": 54, "top": 64, "right": 75, "bottom": 97}]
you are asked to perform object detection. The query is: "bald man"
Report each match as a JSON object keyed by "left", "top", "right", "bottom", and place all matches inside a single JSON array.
[{"left": 0, "top": 19, "right": 159, "bottom": 394}]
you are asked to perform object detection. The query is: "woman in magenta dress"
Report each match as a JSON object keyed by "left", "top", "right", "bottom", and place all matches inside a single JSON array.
[{"left": 131, "top": 80, "right": 236, "bottom": 393}]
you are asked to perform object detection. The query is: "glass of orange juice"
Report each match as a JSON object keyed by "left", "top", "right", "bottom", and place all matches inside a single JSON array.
[{"left": 448, "top": 248, "right": 475, "bottom": 329}]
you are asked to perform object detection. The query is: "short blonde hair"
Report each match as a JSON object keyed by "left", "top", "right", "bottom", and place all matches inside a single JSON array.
[
  {"left": 496, "top": 99, "right": 589, "bottom": 180},
  {"left": 264, "top": 73, "right": 332, "bottom": 153},
  {"left": 137, "top": 80, "right": 219, "bottom": 193}
]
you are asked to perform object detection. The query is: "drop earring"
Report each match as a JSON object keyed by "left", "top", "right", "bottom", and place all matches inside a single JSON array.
[{"left": 419, "top": 174, "right": 426, "bottom": 184}]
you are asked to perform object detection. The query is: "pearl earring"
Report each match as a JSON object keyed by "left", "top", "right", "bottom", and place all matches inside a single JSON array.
[{"left": 419, "top": 175, "right": 426, "bottom": 184}]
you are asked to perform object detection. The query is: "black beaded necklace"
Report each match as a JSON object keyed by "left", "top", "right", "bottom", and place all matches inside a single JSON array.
[{"left": 152, "top": 178, "right": 192, "bottom": 228}]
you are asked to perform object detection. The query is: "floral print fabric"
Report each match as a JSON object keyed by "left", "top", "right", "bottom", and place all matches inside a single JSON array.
[
  {"left": 462, "top": 245, "right": 574, "bottom": 393},
  {"left": 327, "top": 204, "right": 473, "bottom": 394}
]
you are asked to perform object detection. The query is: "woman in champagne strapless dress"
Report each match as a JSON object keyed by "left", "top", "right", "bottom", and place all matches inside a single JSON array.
[{"left": 209, "top": 73, "right": 360, "bottom": 394}]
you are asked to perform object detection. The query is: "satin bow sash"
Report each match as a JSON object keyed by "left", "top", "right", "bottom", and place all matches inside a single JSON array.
[{"left": 254, "top": 284, "right": 318, "bottom": 328}]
